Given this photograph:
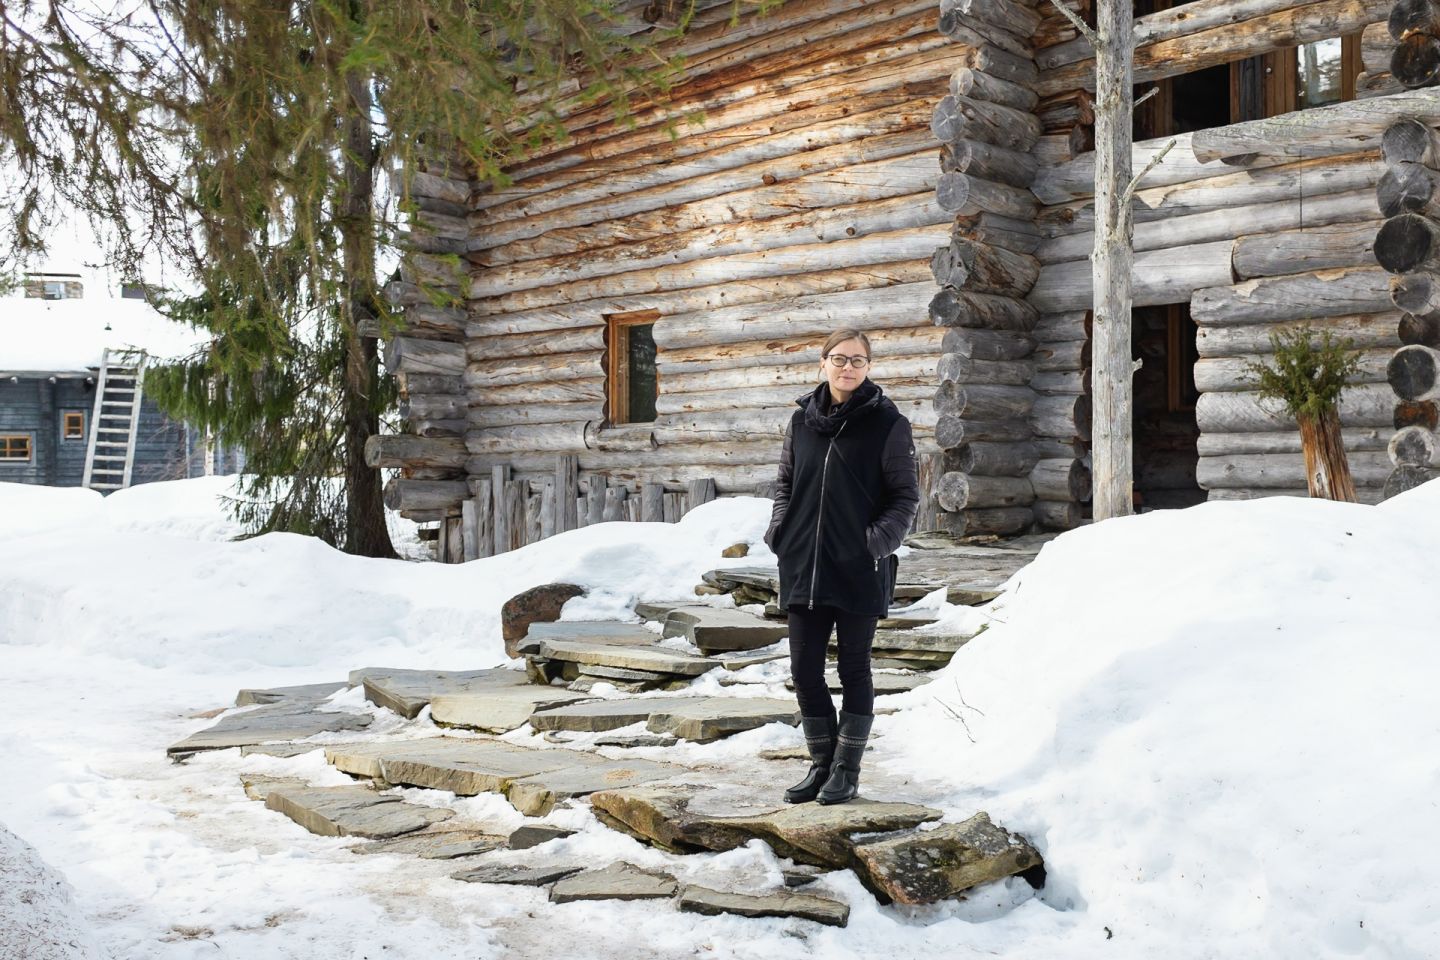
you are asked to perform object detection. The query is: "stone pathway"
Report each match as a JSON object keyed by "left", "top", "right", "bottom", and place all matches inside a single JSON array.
[{"left": 170, "top": 535, "right": 1049, "bottom": 927}]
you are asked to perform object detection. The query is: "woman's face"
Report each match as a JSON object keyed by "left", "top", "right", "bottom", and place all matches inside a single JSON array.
[{"left": 820, "top": 337, "right": 870, "bottom": 394}]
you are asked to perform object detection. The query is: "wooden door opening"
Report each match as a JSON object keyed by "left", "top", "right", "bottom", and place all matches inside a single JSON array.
[{"left": 1133, "top": 303, "right": 1203, "bottom": 511}]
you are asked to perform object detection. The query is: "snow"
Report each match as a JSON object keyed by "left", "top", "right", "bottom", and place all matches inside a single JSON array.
[
  {"left": 2, "top": 476, "right": 1439, "bottom": 958},
  {"left": 0, "top": 824, "right": 107, "bottom": 960},
  {"left": 0, "top": 294, "right": 207, "bottom": 373}
]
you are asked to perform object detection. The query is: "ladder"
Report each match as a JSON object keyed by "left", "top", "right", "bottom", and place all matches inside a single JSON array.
[{"left": 82, "top": 348, "right": 147, "bottom": 492}]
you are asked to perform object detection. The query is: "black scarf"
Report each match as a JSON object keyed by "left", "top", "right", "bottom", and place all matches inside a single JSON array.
[{"left": 798, "top": 377, "right": 884, "bottom": 436}]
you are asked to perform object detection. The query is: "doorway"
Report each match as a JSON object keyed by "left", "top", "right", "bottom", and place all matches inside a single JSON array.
[{"left": 1132, "top": 304, "right": 1203, "bottom": 510}]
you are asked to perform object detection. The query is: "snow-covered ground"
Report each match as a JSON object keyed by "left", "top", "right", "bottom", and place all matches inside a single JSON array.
[{"left": 1, "top": 475, "right": 1437, "bottom": 959}]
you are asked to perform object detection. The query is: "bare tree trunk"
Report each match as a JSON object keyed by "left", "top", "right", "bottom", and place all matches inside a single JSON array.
[
  {"left": 1299, "top": 406, "right": 1358, "bottom": 501},
  {"left": 1091, "top": 0, "right": 1137, "bottom": 519},
  {"left": 341, "top": 64, "right": 397, "bottom": 559}
]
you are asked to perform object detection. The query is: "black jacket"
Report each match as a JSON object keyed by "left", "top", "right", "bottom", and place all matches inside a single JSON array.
[{"left": 763, "top": 378, "right": 920, "bottom": 617}]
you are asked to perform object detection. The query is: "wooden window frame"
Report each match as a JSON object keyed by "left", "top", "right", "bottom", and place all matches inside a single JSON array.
[
  {"left": 63, "top": 411, "right": 85, "bottom": 440},
  {"left": 602, "top": 309, "right": 660, "bottom": 426},
  {"left": 1253, "top": 33, "right": 1363, "bottom": 119},
  {"left": 1165, "top": 304, "right": 1199, "bottom": 413},
  {"left": 0, "top": 434, "right": 33, "bottom": 462}
]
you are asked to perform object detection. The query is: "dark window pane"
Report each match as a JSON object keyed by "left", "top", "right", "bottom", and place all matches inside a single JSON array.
[{"left": 627, "top": 323, "right": 657, "bottom": 423}]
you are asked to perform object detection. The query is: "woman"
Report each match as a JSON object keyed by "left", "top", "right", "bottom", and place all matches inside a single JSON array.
[{"left": 762, "top": 328, "right": 920, "bottom": 805}]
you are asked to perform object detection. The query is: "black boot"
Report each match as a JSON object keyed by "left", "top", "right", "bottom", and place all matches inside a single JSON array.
[
  {"left": 815, "top": 709, "right": 873, "bottom": 805},
  {"left": 783, "top": 713, "right": 837, "bottom": 804}
]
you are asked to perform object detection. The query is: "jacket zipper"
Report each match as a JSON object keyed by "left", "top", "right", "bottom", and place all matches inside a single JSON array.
[{"left": 809, "top": 421, "right": 846, "bottom": 610}]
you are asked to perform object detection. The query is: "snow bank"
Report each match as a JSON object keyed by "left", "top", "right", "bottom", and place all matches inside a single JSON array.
[
  {"left": 883, "top": 487, "right": 1440, "bottom": 958},
  {"left": 0, "top": 295, "right": 205, "bottom": 372},
  {"left": 0, "top": 824, "right": 107, "bottom": 960}
]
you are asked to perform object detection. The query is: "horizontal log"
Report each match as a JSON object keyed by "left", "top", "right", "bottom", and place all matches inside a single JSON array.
[
  {"left": 1191, "top": 267, "right": 1393, "bottom": 326},
  {"left": 1029, "top": 241, "right": 1235, "bottom": 313},
  {"left": 942, "top": 440, "right": 1040, "bottom": 476},
  {"left": 1194, "top": 348, "right": 1393, "bottom": 393},
  {"left": 1356, "top": 70, "right": 1404, "bottom": 99},
  {"left": 939, "top": 139, "right": 1039, "bottom": 190},
  {"left": 931, "top": 95, "right": 1043, "bottom": 152},
  {"left": 1033, "top": 312, "right": 1090, "bottom": 342},
  {"left": 383, "top": 479, "right": 470, "bottom": 512},
  {"left": 936, "top": 472, "right": 1036, "bottom": 510},
  {"left": 930, "top": 289, "right": 1040, "bottom": 331},
  {"left": 1035, "top": 339, "right": 1091, "bottom": 371},
  {"left": 464, "top": 352, "right": 605, "bottom": 389},
  {"left": 657, "top": 326, "right": 945, "bottom": 375},
  {"left": 934, "top": 416, "right": 1033, "bottom": 449},
  {"left": 1391, "top": 272, "right": 1440, "bottom": 315},
  {"left": 1392, "top": 31, "right": 1440, "bottom": 88},
  {"left": 1195, "top": 382, "right": 1396, "bottom": 431},
  {"left": 1377, "top": 161, "right": 1440, "bottom": 219},
  {"left": 1231, "top": 218, "right": 1383, "bottom": 279},
  {"left": 469, "top": 400, "right": 607, "bottom": 428},
  {"left": 934, "top": 506, "right": 1034, "bottom": 537},
  {"left": 1389, "top": 343, "right": 1440, "bottom": 399},
  {"left": 1192, "top": 87, "right": 1440, "bottom": 163},
  {"left": 932, "top": 383, "right": 1037, "bottom": 419},
  {"left": 942, "top": 0, "right": 1045, "bottom": 43},
  {"left": 1196, "top": 451, "right": 1394, "bottom": 488},
  {"left": 1031, "top": 393, "right": 1091, "bottom": 438},
  {"left": 953, "top": 212, "right": 1044, "bottom": 255},
  {"left": 935, "top": 173, "right": 1040, "bottom": 220},
  {"left": 466, "top": 326, "right": 605, "bottom": 361},
  {"left": 1383, "top": 463, "right": 1440, "bottom": 497},
  {"left": 1399, "top": 311, "right": 1440, "bottom": 345},
  {"left": 1376, "top": 213, "right": 1440, "bottom": 273},
  {"left": 1363, "top": 18, "right": 1393, "bottom": 73},
  {"left": 949, "top": 66, "right": 1039, "bottom": 113},
  {"left": 386, "top": 280, "right": 463, "bottom": 310},
  {"left": 1033, "top": 499, "right": 1083, "bottom": 529},
  {"left": 1206, "top": 486, "right": 1388, "bottom": 503},
  {"left": 1196, "top": 427, "right": 1389, "bottom": 455},
  {"left": 1030, "top": 457, "right": 1091, "bottom": 502},
  {"left": 1382, "top": 116, "right": 1440, "bottom": 167},
  {"left": 464, "top": 422, "right": 591, "bottom": 455},
  {"left": 364, "top": 435, "right": 469, "bottom": 470},
  {"left": 660, "top": 356, "right": 937, "bottom": 395},
  {"left": 1031, "top": 369, "right": 1091, "bottom": 396},
  {"left": 470, "top": 378, "right": 606, "bottom": 406},
  {"left": 654, "top": 380, "right": 937, "bottom": 415},
  {"left": 940, "top": 326, "right": 1037, "bottom": 360},
  {"left": 400, "top": 394, "right": 467, "bottom": 421},
  {"left": 397, "top": 372, "right": 463, "bottom": 396},
  {"left": 1388, "top": 424, "right": 1440, "bottom": 465},
  {"left": 383, "top": 337, "right": 467, "bottom": 376},
  {"left": 584, "top": 422, "right": 657, "bottom": 452},
  {"left": 1395, "top": 398, "right": 1440, "bottom": 428},
  {"left": 464, "top": 439, "right": 783, "bottom": 475},
  {"left": 1195, "top": 313, "right": 1402, "bottom": 357},
  {"left": 930, "top": 237, "right": 1041, "bottom": 295},
  {"left": 937, "top": 353, "right": 1035, "bottom": 385}
]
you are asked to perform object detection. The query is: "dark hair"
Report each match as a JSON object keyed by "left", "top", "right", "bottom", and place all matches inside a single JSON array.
[{"left": 820, "top": 328, "right": 871, "bottom": 360}]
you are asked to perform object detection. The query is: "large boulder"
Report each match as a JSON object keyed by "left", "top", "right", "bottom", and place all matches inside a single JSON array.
[{"left": 501, "top": 583, "right": 586, "bottom": 658}]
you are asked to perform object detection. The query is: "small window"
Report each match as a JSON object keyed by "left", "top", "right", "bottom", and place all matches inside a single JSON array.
[
  {"left": 0, "top": 435, "right": 33, "bottom": 461},
  {"left": 120, "top": 283, "right": 148, "bottom": 301},
  {"left": 42, "top": 282, "right": 66, "bottom": 300},
  {"left": 63, "top": 412, "right": 86, "bottom": 440},
  {"left": 603, "top": 310, "right": 659, "bottom": 424}
]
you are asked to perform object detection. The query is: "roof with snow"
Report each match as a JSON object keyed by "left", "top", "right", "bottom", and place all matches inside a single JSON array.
[{"left": 0, "top": 295, "right": 208, "bottom": 375}]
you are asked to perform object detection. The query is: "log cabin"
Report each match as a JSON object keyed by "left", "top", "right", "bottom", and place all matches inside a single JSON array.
[{"left": 375, "top": 0, "right": 1440, "bottom": 560}]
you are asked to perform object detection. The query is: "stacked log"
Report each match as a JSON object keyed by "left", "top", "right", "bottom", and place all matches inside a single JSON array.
[
  {"left": 1390, "top": 0, "right": 1440, "bottom": 89},
  {"left": 929, "top": 0, "right": 1057, "bottom": 536},
  {"left": 1376, "top": 115, "right": 1440, "bottom": 494}
]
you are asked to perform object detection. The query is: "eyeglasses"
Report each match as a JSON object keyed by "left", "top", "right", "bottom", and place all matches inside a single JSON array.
[{"left": 824, "top": 354, "right": 870, "bottom": 369}]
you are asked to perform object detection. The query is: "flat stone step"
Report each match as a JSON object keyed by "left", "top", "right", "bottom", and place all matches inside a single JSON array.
[
  {"left": 549, "top": 862, "right": 678, "bottom": 904},
  {"left": 716, "top": 648, "right": 788, "bottom": 670},
  {"left": 528, "top": 696, "right": 798, "bottom": 742},
  {"left": 876, "top": 612, "right": 940, "bottom": 630},
  {"left": 533, "top": 638, "right": 717, "bottom": 678},
  {"left": 254, "top": 782, "right": 454, "bottom": 839},
  {"left": 660, "top": 606, "right": 788, "bottom": 654},
  {"left": 430, "top": 684, "right": 594, "bottom": 733},
  {"left": 351, "top": 827, "right": 507, "bottom": 860},
  {"left": 451, "top": 863, "right": 583, "bottom": 886},
  {"left": 235, "top": 681, "right": 349, "bottom": 706},
  {"left": 678, "top": 884, "right": 849, "bottom": 927},
  {"left": 168, "top": 701, "right": 372, "bottom": 759},
  {"left": 784, "top": 671, "right": 932, "bottom": 696},
  {"left": 239, "top": 742, "right": 323, "bottom": 759},
  {"left": 521, "top": 621, "right": 659, "bottom": 651},
  {"left": 507, "top": 825, "right": 577, "bottom": 850},
  {"left": 850, "top": 812, "right": 1044, "bottom": 905},
  {"left": 325, "top": 737, "right": 683, "bottom": 816},
  {"left": 349, "top": 667, "right": 529, "bottom": 720},
  {"left": 589, "top": 782, "right": 941, "bottom": 869}
]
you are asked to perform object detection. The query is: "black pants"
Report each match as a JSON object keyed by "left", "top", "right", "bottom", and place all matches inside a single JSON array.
[{"left": 787, "top": 604, "right": 877, "bottom": 718}]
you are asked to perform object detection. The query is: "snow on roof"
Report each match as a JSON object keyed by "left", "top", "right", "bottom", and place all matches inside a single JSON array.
[{"left": 0, "top": 295, "right": 209, "bottom": 374}]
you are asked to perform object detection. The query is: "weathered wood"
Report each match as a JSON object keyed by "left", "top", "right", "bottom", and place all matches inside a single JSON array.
[
  {"left": 932, "top": 383, "right": 1037, "bottom": 419},
  {"left": 942, "top": 0, "right": 1045, "bottom": 43},
  {"left": 953, "top": 213, "right": 1044, "bottom": 255},
  {"left": 1031, "top": 369, "right": 1092, "bottom": 396},
  {"left": 465, "top": 326, "right": 605, "bottom": 361},
  {"left": 1029, "top": 458, "right": 1091, "bottom": 502},
  {"left": 538, "top": 481, "right": 556, "bottom": 539},
  {"left": 657, "top": 326, "right": 946, "bottom": 375},
  {"left": 1197, "top": 451, "right": 1393, "bottom": 488},
  {"left": 1029, "top": 241, "right": 1235, "bottom": 313},
  {"left": 931, "top": 96, "right": 1043, "bottom": 152},
  {"left": 1191, "top": 87, "right": 1440, "bottom": 163},
  {"left": 465, "top": 422, "right": 590, "bottom": 455},
  {"left": 400, "top": 394, "right": 467, "bottom": 422},
  {"left": 1389, "top": 343, "right": 1440, "bottom": 399},
  {"left": 934, "top": 506, "right": 1034, "bottom": 537},
  {"left": 1040, "top": 0, "right": 1391, "bottom": 98},
  {"left": 397, "top": 372, "right": 463, "bottom": 396},
  {"left": 461, "top": 499, "right": 480, "bottom": 562},
  {"left": 384, "top": 479, "right": 469, "bottom": 513},
  {"left": 1196, "top": 313, "right": 1402, "bottom": 357},
  {"left": 1391, "top": 0, "right": 1440, "bottom": 40},
  {"left": 935, "top": 173, "right": 1040, "bottom": 220},
  {"left": 1191, "top": 267, "right": 1393, "bottom": 325},
  {"left": 929, "top": 288, "right": 1040, "bottom": 331},
  {"left": 1376, "top": 213, "right": 1440, "bottom": 273},
  {"left": 940, "top": 327, "right": 1038, "bottom": 361},
  {"left": 687, "top": 478, "right": 718, "bottom": 511},
  {"left": 1033, "top": 500, "right": 1083, "bottom": 529},
  {"left": 1033, "top": 312, "right": 1091, "bottom": 342},
  {"left": 1364, "top": 18, "right": 1394, "bottom": 73},
  {"left": 475, "top": 477, "right": 494, "bottom": 559},
  {"left": 641, "top": 482, "right": 665, "bottom": 522},
  {"left": 1399, "top": 310, "right": 1440, "bottom": 345},
  {"left": 939, "top": 140, "right": 1039, "bottom": 190},
  {"left": 467, "top": 378, "right": 607, "bottom": 406},
  {"left": 1392, "top": 31, "right": 1440, "bottom": 88},
  {"left": 1378, "top": 162, "right": 1440, "bottom": 219},
  {"left": 364, "top": 434, "right": 468, "bottom": 470},
  {"left": 936, "top": 354, "right": 1035, "bottom": 386},
  {"left": 1395, "top": 398, "right": 1440, "bottom": 428},
  {"left": 492, "top": 465, "right": 512, "bottom": 555},
  {"left": 930, "top": 238, "right": 1041, "bottom": 297},
  {"left": 602, "top": 484, "right": 629, "bottom": 523},
  {"left": 584, "top": 422, "right": 657, "bottom": 452},
  {"left": 1030, "top": 393, "right": 1091, "bottom": 438},
  {"left": 586, "top": 477, "right": 605, "bottom": 526},
  {"left": 655, "top": 381, "right": 935, "bottom": 415},
  {"left": 956, "top": 42, "right": 1039, "bottom": 86},
  {"left": 936, "top": 472, "right": 1035, "bottom": 510},
  {"left": 469, "top": 400, "right": 607, "bottom": 428},
  {"left": 1231, "top": 218, "right": 1383, "bottom": 279},
  {"left": 555, "top": 454, "right": 579, "bottom": 533},
  {"left": 1197, "top": 428, "right": 1390, "bottom": 455},
  {"left": 943, "top": 440, "right": 1041, "bottom": 477},
  {"left": 383, "top": 337, "right": 467, "bottom": 376},
  {"left": 464, "top": 352, "right": 605, "bottom": 389},
  {"left": 1195, "top": 382, "right": 1396, "bottom": 431},
  {"left": 1382, "top": 116, "right": 1440, "bottom": 167},
  {"left": 1195, "top": 348, "right": 1393, "bottom": 392},
  {"left": 949, "top": 66, "right": 1039, "bottom": 113},
  {"left": 1388, "top": 424, "right": 1440, "bottom": 465},
  {"left": 1034, "top": 339, "right": 1090, "bottom": 372},
  {"left": 1384, "top": 462, "right": 1440, "bottom": 496},
  {"left": 934, "top": 417, "right": 1033, "bottom": 449},
  {"left": 1357, "top": 70, "right": 1405, "bottom": 99},
  {"left": 660, "top": 356, "right": 937, "bottom": 395}
]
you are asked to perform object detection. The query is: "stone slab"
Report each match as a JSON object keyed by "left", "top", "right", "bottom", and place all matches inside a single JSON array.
[
  {"left": 240, "top": 774, "right": 306, "bottom": 801},
  {"left": 527, "top": 700, "right": 655, "bottom": 734},
  {"left": 678, "top": 884, "right": 849, "bottom": 927},
  {"left": 785, "top": 672, "right": 932, "bottom": 696},
  {"left": 869, "top": 629, "right": 970, "bottom": 654},
  {"left": 168, "top": 702, "right": 372, "bottom": 758},
  {"left": 430, "top": 685, "right": 594, "bottom": 733},
  {"left": 239, "top": 742, "right": 323, "bottom": 758},
  {"left": 506, "top": 759, "right": 679, "bottom": 818},
  {"left": 536, "top": 638, "right": 717, "bottom": 677},
  {"left": 549, "top": 862, "right": 678, "bottom": 903},
  {"left": 529, "top": 696, "right": 797, "bottom": 742},
  {"left": 264, "top": 784, "right": 454, "bottom": 839},
  {"left": 507, "top": 825, "right": 577, "bottom": 850},
  {"left": 717, "top": 648, "right": 788, "bottom": 671},
  {"left": 235, "top": 682, "right": 349, "bottom": 707},
  {"left": 351, "top": 828, "right": 507, "bottom": 860},
  {"left": 451, "top": 863, "right": 583, "bottom": 886},
  {"left": 633, "top": 601, "right": 691, "bottom": 621},
  {"left": 349, "top": 667, "right": 528, "bottom": 720},
  {"left": 876, "top": 612, "right": 940, "bottom": 630},
  {"left": 502, "top": 582, "right": 586, "bottom": 658},
  {"left": 589, "top": 783, "right": 942, "bottom": 869},
  {"left": 660, "top": 606, "right": 789, "bottom": 654},
  {"left": 594, "top": 733, "right": 676, "bottom": 748},
  {"left": 850, "top": 812, "right": 1044, "bottom": 905},
  {"left": 525, "top": 621, "right": 660, "bottom": 645}
]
